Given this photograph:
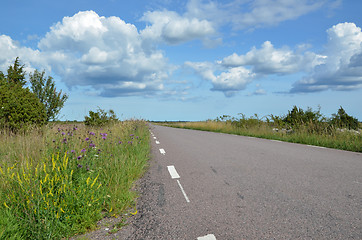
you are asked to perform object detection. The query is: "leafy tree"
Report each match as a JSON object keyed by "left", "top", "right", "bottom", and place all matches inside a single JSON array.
[
  {"left": 29, "top": 70, "right": 68, "bottom": 121},
  {"left": 5, "top": 57, "right": 26, "bottom": 87},
  {"left": 330, "top": 106, "right": 359, "bottom": 130},
  {"left": 84, "top": 108, "right": 118, "bottom": 126}
]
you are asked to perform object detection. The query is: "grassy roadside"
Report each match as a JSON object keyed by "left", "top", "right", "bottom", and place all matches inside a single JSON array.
[
  {"left": 159, "top": 121, "right": 362, "bottom": 153},
  {"left": 0, "top": 120, "right": 150, "bottom": 239}
]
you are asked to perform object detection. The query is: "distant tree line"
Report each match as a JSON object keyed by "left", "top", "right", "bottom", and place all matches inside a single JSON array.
[{"left": 0, "top": 57, "right": 68, "bottom": 133}]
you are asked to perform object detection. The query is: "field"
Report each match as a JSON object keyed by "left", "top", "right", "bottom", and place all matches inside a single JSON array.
[
  {"left": 0, "top": 120, "right": 150, "bottom": 239},
  {"left": 160, "top": 120, "right": 362, "bottom": 153}
]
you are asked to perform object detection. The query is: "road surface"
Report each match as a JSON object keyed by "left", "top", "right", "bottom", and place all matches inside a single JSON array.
[{"left": 117, "top": 124, "right": 362, "bottom": 239}]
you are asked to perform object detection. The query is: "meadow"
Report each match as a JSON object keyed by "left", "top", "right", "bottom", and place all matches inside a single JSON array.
[
  {"left": 160, "top": 118, "right": 362, "bottom": 153},
  {"left": 0, "top": 120, "right": 150, "bottom": 239}
]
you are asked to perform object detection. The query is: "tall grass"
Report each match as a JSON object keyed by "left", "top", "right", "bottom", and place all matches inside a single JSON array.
[
  {"left": 162, "top": 120, "right": 362, "bottom": 152},
  {"left": 0, "top": 120, "right": 150, "bottom": 239}
]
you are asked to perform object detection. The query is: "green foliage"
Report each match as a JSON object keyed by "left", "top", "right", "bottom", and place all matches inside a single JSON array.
[
  {"left": 330, "top": 106, "right": 359, "bottom": 130},
  {"left": 283, "top": 106, "right": 324, "bottom": 128},
  {"left": 0, "top": 81, "right": 47, "bottom": 133},
  {"left": 5, "top": 57, "right": 26, "bottom": 87},
  {"left": 29, "top": 70, "right": 68, "bottom": 121},
  {"left": 84, "top": 108, "right": 118, "bottom": 127}
]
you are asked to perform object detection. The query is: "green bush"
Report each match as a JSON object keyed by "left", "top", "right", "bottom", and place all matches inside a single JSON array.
[
  {"left": 0, "top": 82, "right": 47, "bottom": 133},
  {"left": 330, "top": 106, "right": 359, "bottom": 130},
  {"left": 84, "top": 108, "right": 118, "bottom": 127}
]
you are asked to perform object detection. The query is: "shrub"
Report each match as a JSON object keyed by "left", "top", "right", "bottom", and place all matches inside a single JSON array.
[
  {"left": 330, "top": 106, "right": 359, "bottom": 130},
  {"left": 0, "top": 81, "right": 47, "bottom": 133},
  {"left": 84, "top": 108, "right": 118, "bottom": 127}
]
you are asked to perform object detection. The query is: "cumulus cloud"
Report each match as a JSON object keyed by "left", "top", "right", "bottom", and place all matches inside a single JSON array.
[
  {"left": 141, "top": 10, "right": 215, "bottom": 45},
  {"left": 185, "top": 61, "right": 255, "bottom": 97},
  {"left": 0, "top": 35, "right": 45, "bottom": 73},
  {"left": 36, "top": 11, "right": 170, "bottom": 97},
  {"left": 291, "top": 22, "right": 362, "bottom": 93},
  {"left": 221, "top": 41, "right": 325, "bottom": 74}
]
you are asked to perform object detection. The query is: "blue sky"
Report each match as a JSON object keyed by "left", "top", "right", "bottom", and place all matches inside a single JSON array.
[{"left": 1, "top": 0, "right": 362, "bottom": 121}]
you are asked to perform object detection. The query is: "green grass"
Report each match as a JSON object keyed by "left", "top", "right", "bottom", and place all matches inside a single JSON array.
[
  {"left": 0, "top": 120, "right": 150, "bottom": 239},
  {"left": 160, "top": 121, "right": 362, "bottom": 153}
]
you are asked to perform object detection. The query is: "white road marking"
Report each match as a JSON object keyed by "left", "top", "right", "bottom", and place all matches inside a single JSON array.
[
  {"left": 167, "top": 165, "right": 180, "bottom": 179},
  {"left": 155, "top": 140, "right": 160, "bottom": 144},
  {"left": 177, "top": 180, "right": 190, "bottom": 203},
  {"left": 159, "top": 148, "right": 166, "bottom": 155},
  {"left": 354, "top": 181, "right": 362, "bottom": 185},
  {"left": 197, "top": 234, "right": 217, "bottom": 240},
  {"left": 153, "top": 136, "right": 157, "bottom": 139},
  {"left": 270, "top": 139, "right": 283, "bottom": 143},
  {"left": 307, "top": 145, "right": 326, "bottom": 149}
]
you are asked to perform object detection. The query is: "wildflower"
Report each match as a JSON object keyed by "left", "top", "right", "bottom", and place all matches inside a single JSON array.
[
  {"left": 89, "top": 132, "right": 95, "bottom": 136},
  {"left": 63, "top": 138, "right": 67, "bottom": 144},
  {"left": 130, "top": 134, "right": 134, "bottom": 137},
  {"left": 73, "top": 127, "right": 78, "bottom": 130},
  {"left": 89, "top": 143, "right": 95, "bottom": 148},
  {"left": 118, "top": 141, "right": 122, "bottom": 144},
  {"left": 85, "top": 137, "right": 90, "bottom": 141},
  {"left": 81, "top": 148, "right": 86, "bottom": 153},
  {"left": 102, "top": 136, "right": 107, "bottom": 140},
  {"left": 52, "top": 139, "right": 55, "bottom": 143},
  {"left": 62, "top": 132, "right": 65, "bottom": 135},
  {"left": 71, "top": 150, "right": 75, "bottom": 153},
  {"left": 77, "top": 155, "right": 82, "bottom": 160},
  {"left": 57, "top": 128, "right": 61, "bottom": 132},
  {"left": 77, "top": 164, "right": 82, "bottom": 168},
  {"left": 128, "top": 141, "right": 133, "bottom": 144}
]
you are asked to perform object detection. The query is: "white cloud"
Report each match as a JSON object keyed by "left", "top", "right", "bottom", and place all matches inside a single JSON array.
[
  {"left": 291, "top": 22, "right": 362, "bottom": 93},
  {"left": 185, "top": 61, "right": 255, "bottom": 97},
  {"left": 36, "top": 10, "right": 170, "bottom": 97},
  {"left": 221, "top": 41, "right": 325, "bottom": 74},
  {"left": 141, "top": 10, "right": 215, "bottom": 45},
  {"left": 0, "top": 35, "right": 46, "bottom": 74}
]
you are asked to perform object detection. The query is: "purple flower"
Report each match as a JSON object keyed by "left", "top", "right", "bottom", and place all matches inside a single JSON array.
[
  {"left": 62, "top": 132, "right": 65, "bottom": 135},
  {"left": 102, "top": 136, "right": 107, "bottom": 140},
  {"left": 128, "top": 141, "right": 133, "bottom": 144},
  {"left": 77, "top": 155, "right": 82, "bottom": 160},
  {"left": 77, "top": 164, "right": 82, "bottom": 168},
  {"left": 57, "top": 128, "right": 61, "bottom": 132},
  {"left": 89, "top": 132, "right": 95, "bottom": 136},
  {"left": 89, "top": 143, "right": 95, "bottom": 148},
  {"left": 118, "top": 141, "right": 122, "bottom": 144},
  {"left": 73, "top": 127, "right": 78, "bottom": 130},
  {"left": 85, "top": 137, "right": 90, "bottom": 141},
  {"left": 130, "top": 134, "right": 134, "bottom": 137},
  {"left": 62, "top": 138, "right": 67, "bottom": 144},
  {"left": 52, "top": 139, "right": 55, "bottom": 143},
  {"left": 71, "top": 150, "right": 75, "bottom": 153},
  {"left": 81, "top": 148, "right": 86, "bottom": 153}
]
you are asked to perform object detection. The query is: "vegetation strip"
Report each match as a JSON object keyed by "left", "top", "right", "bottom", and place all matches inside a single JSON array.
[
  {"left": 0, "top": 121, "right": 150, "bottom": 239},
  {"left": 158, "top": 106, "right": 361, "bottom": 153}
]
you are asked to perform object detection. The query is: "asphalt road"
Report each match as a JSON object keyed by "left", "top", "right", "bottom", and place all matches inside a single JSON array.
[{"left": 118, "top": 124, "right": 362, "bottom": 239}]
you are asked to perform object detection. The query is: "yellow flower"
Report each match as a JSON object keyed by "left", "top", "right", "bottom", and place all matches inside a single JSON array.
[{"left": 3, "top": 202, "right": 10, "bottom": 209}]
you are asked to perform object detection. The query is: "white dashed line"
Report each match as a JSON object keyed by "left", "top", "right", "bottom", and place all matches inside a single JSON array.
[
  {"left": 197, "top": 234, "right": 216, "bottom": 240},
  {"left": 177, "top": 180, "right": 190, "bottom": 203},
  {"left": 159, "top": 148, "right": 166, "bottom": 155},
  {"left": 153, "top": 136, "right": 157, "bottom": 139},
  {"left": 155, "top": 140, "right": 160, "bottom": 144},
  {"left": 167, "top": 165, "right": 180, "bottom": 179}
]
